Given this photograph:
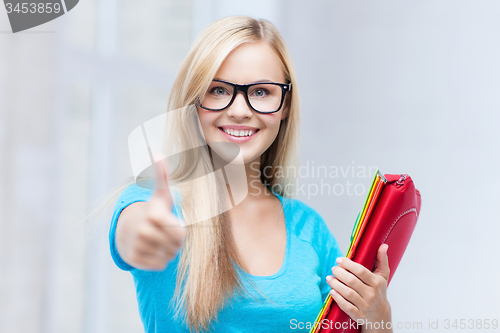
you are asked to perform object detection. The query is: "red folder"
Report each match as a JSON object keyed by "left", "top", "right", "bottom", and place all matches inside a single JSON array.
[{"left": 311, "top": 173, "right": 422, "bottom": 333}]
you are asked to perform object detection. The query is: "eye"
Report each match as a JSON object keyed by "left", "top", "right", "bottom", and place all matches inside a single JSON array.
[
  {"left": 209, "top": 86, "right": 230, "bottom": 96},
  {"left": 250, "top": 88, "right": 270, "bottom": 98}
]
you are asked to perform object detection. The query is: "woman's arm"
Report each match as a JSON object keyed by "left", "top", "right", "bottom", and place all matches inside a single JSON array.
[{"left": 326, "top": 244, "right": 393, "bottom": 333}]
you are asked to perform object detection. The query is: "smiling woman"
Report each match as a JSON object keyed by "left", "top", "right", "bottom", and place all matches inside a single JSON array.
[
  {"left": 196, "top": 41, "right": 291, "bottom": 163},
  {"left": 109, "top": 15, "right": 393, "bottom": 333}
]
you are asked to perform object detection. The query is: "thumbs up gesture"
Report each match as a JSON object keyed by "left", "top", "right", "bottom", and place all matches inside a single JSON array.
[{"left": 115, "top": 156, "right": 186, "bottom": 271}]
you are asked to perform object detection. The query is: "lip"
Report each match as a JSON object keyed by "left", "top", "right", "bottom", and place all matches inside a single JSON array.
[
  {"left": 218, "top": 125, "right": 260, "bottom": 143},
  {"left": 219, "top": 125, "right": 260, "bottom": 131}
]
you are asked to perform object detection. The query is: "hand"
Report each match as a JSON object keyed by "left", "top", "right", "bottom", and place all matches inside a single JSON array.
[
  {"left": 326, "top": 244, "right": 392, "bottom": 328},
  {"left": 115, "top": 155, "right": 186, "bottom": 271}
]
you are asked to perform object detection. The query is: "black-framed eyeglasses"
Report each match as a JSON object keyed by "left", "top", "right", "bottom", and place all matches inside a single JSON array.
[{"left": 198, "top": 79, "right": 291, "bottom": 114}]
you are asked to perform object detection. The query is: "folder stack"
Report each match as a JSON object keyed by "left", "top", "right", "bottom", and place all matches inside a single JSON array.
[{"left": 310, "top": 170, "right": 387, "bottom": 333}]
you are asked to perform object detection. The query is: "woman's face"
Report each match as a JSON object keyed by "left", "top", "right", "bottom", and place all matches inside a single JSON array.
[{"left": 196, "top": 41, "right": 289, "bottom": 164}]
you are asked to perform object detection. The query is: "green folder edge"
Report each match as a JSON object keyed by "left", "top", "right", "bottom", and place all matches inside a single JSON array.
[{"left": 347, "top": 170, "right": 387, "bottom": 253}]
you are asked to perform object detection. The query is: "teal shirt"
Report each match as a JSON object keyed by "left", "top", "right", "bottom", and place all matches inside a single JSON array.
[{"left": 109, "top": 184, "right": 344, "bottom": 332}]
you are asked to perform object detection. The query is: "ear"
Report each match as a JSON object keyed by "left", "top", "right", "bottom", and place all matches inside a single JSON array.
[{"left": 280, "top": 93, "right": 291, "bottom": 120}]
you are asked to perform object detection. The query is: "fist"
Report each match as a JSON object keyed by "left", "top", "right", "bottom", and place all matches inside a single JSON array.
[{"left": 116, "top": 156, "right": 186, "bottom": 271}]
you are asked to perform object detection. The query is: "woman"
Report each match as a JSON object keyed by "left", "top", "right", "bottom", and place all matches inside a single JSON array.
[{"left": 110, "top": 16, "right": 392, "bottom": 333}]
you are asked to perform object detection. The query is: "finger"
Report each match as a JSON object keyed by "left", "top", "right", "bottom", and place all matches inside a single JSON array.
[
  {"left": 158, "top": 220, "right": 187, "bottom": 247},
  {"left": 373, "top": 244, "right": 390, "bottom": 280},
  {"left": 335, "top": 257, "right": 377, "bottom": 288},
  {"left": 152, "top": 153, "right": 173, "bottom": 210},
  {"left": 331, "top": 265, "right": 370, "bottom": 297},
  {"left": 146, "top": 208, "right": 186, "bottom": 247},
  {"left": 137, "top": 224, "right": 181, "bottom": 252},
  {"left": 146, "top": 197, "right": 186, "bottom": 250},
  {"left": 149, "top": 211, "right": 186, "bottom": 251},
  {"left": 148, "top": 154, "right": 180, "bottom": 230},
  {"left": 132, "top": 253, "right": 169, "bottom": 271},
  {"left": 327, "top": 276, "right": 366, "bottom": 310},
  {"left": 148, "top": 154, "right": 186, "bottom": 247},
  {"left": 329, "top": 287, "right": 360, "bottom": 321},
  {"left": 135, "top": 241, "right": 178, "bottom": 261},
  {"left": 146, "top": 209, "right": 186, "bottom": 251},
  {"left": 150, "top": 230, "right": 184, "bottom": 255}
]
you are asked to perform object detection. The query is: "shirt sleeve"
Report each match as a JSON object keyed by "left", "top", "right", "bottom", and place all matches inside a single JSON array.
[{"left": 108, "top": 183, "right": 154, "bottom": 272}]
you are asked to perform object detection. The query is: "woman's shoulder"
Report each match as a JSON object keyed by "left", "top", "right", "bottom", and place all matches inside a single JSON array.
[
  {"left": 280, "top": 194, "right": 323, "bottom": 219},
  {"left": 278, "top": 194, "right": 343, "bottom": 257},
  {"left": 278, "top": 194, "right": 331, "bottom": 239}
]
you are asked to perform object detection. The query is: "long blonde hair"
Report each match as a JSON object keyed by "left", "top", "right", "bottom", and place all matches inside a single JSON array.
[{"left": 88, "top": 15, "right": 301, "bottom": 333}]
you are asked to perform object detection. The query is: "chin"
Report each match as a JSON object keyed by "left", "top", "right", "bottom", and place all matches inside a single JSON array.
[{"left": 241, "top": 154, "right": 261, "bottom": 165}]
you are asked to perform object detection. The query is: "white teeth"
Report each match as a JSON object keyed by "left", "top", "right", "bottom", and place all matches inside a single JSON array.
[{"left": 222, "top": 128, "right": 255, "bottom": 137}]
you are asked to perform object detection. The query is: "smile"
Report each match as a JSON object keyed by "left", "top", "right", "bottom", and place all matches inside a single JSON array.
[{"left": 218, "top": 126, "right": 260, "bottom": 143}]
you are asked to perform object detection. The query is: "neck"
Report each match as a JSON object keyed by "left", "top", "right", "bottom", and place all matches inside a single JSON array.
[
  {"left": 225, "top": 157, "right": 275, "bottom": 204},
  {"left": 246, "top": 158, "right": 274, "bottom": 198}
]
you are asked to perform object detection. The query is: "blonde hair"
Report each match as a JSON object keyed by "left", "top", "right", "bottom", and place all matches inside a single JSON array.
[{"left": 87, "top": 15, "right": 301, "bottom": 332}]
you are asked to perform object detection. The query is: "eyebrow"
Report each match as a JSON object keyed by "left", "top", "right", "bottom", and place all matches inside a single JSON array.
[{"left": 213, "top": 78, "right": 275, "bottom": 84}]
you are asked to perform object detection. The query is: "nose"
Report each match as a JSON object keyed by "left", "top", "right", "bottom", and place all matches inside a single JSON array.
[{"left": 225, "top": 91, "right": 253, "bottom": 120}]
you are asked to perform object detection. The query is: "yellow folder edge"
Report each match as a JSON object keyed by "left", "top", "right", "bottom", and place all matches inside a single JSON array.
[
  {"left": 348, "top": 177, "right": 380, "bottom": 254},
  {"left": 347, "top": 176, "right": 386, "bottom": 257}
]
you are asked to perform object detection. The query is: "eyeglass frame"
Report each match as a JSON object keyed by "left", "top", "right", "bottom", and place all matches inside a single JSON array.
[{"left": 197, "top": 79, "right": 292, "bottom": 114}]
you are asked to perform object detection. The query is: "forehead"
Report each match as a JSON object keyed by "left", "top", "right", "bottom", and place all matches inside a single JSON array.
[{"left": 214, "top": 42, "right": 286, "bottom": 84}]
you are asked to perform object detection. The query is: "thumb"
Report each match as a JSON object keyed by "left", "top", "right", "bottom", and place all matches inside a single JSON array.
[
  {"left": 151, "top": 153, "right": 173, "bottom": 211},
  {"left": 373, "top": 243, "right": 390, "bottom": 281}
]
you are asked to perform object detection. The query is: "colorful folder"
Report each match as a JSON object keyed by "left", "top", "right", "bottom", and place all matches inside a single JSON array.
[{"left": 310, "top": 171, "right": 421, "bottom": 333}]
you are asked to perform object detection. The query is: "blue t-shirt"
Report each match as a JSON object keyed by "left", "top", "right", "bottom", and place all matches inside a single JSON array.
[{"left": 109, "top": 184, "right": 344, "bottom": 333}]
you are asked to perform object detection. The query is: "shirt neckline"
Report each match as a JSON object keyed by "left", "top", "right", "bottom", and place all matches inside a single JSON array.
[{"left": 234, "top": 192, "right": 291, "bottom": 280}]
